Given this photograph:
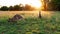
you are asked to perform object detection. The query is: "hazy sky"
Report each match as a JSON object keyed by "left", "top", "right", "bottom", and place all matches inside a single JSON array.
[{"left": 0, "top": 0, "right": 42, "bottom": 8}]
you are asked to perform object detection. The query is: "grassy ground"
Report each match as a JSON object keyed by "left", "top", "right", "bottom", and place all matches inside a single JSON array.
[{"left": 0, "top": 11, "right": 60, "bottom": 34}]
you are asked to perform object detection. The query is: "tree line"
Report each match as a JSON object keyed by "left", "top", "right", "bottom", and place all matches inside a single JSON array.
[
  {"left": 0, "top": 4, "right": 36, "bottom": 11},
  {"left": 1, "top": 0, "right": 60, "bottom": 11}
]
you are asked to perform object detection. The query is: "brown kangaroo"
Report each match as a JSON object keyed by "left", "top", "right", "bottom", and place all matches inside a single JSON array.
[{"left": 8, "top": 14, "right": 23, "bottom": 22}]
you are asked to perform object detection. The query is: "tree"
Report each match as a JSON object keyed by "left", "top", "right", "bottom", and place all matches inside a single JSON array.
[
  {"left": 13, "top": 5, "right": 20, "bottom": 11},
  {"left": 19, "top": 4, "right": 24, "bottom": 11},
  {"left": 52, "top": 0, "right": 60, "bottom": 11},
  {"left": 47, "top": 0, "right": 60, "bottom": 11},
  {"left": 24, "top": 4, "right": 35, "bottom": 11},
  {"left": 24, "top": 4, "right": 31, "bottom": 11},
  {"left": 9, "top": 6, "right": 14, "bottom": 11},
  {"left": 0, "top": 6, "right": 8, "bottom": 11}
]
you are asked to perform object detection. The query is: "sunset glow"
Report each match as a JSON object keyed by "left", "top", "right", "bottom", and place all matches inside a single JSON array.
[{"left": 0, "top": 0, "right": 42, "bottom": 8}]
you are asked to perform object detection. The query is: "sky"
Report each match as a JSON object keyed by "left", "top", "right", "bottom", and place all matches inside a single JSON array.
[{"left": 0, "top": 0, "right": 42, "bottom": 8}]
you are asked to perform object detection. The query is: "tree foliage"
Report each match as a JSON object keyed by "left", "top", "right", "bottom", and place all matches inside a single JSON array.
[
  {"left": 0, "top": 6, "right": 8, "bottom": 11},
  {"left": 24, "top": 4, "right": 35, "bottom": 11},
  {"left": 47, "top": 0, "right": 60, "bottom": 11},
  {"left": 9, "top": 6, "right": 14, "bottom": 11},
  {"left": 0, "top": 4, "right": 35, "bottom": 11},
  {"left": 52, "top": 0, "right": 60, "bottom": 11},
  {"left": 13, "top": 5, "right": 20, "bottom": 11}
]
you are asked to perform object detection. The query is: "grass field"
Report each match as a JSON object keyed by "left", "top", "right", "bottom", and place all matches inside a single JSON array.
[
  {"left": 0, "top": 11, "right": 39, "bottom": 18},
  {"left": 0, "top": 11, "right": 60, "bottom": 34}
]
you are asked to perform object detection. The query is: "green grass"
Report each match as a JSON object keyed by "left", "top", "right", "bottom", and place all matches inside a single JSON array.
[{"left": 0, "top": 12, "right": 60, "bottom": 34}]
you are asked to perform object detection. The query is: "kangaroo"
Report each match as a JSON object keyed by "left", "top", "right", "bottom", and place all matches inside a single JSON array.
[
  {"left": 8, "top": 14, "right": 23, "bottom": 22},
  {"left": 39, "top": 11, "right": 41, "bottom": 18}
]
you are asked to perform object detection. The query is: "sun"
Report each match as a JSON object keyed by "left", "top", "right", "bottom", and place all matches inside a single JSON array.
[
  {"left": 21, "top": 0, "right": 42, "bottom": 8},
  {"left": 30, "top": 0, "right": 42, "bottom": 8}
]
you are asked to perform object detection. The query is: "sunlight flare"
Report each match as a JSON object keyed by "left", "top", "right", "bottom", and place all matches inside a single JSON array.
[{"left": 0, "top": 0, "right": 42, "bottom": 8}]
